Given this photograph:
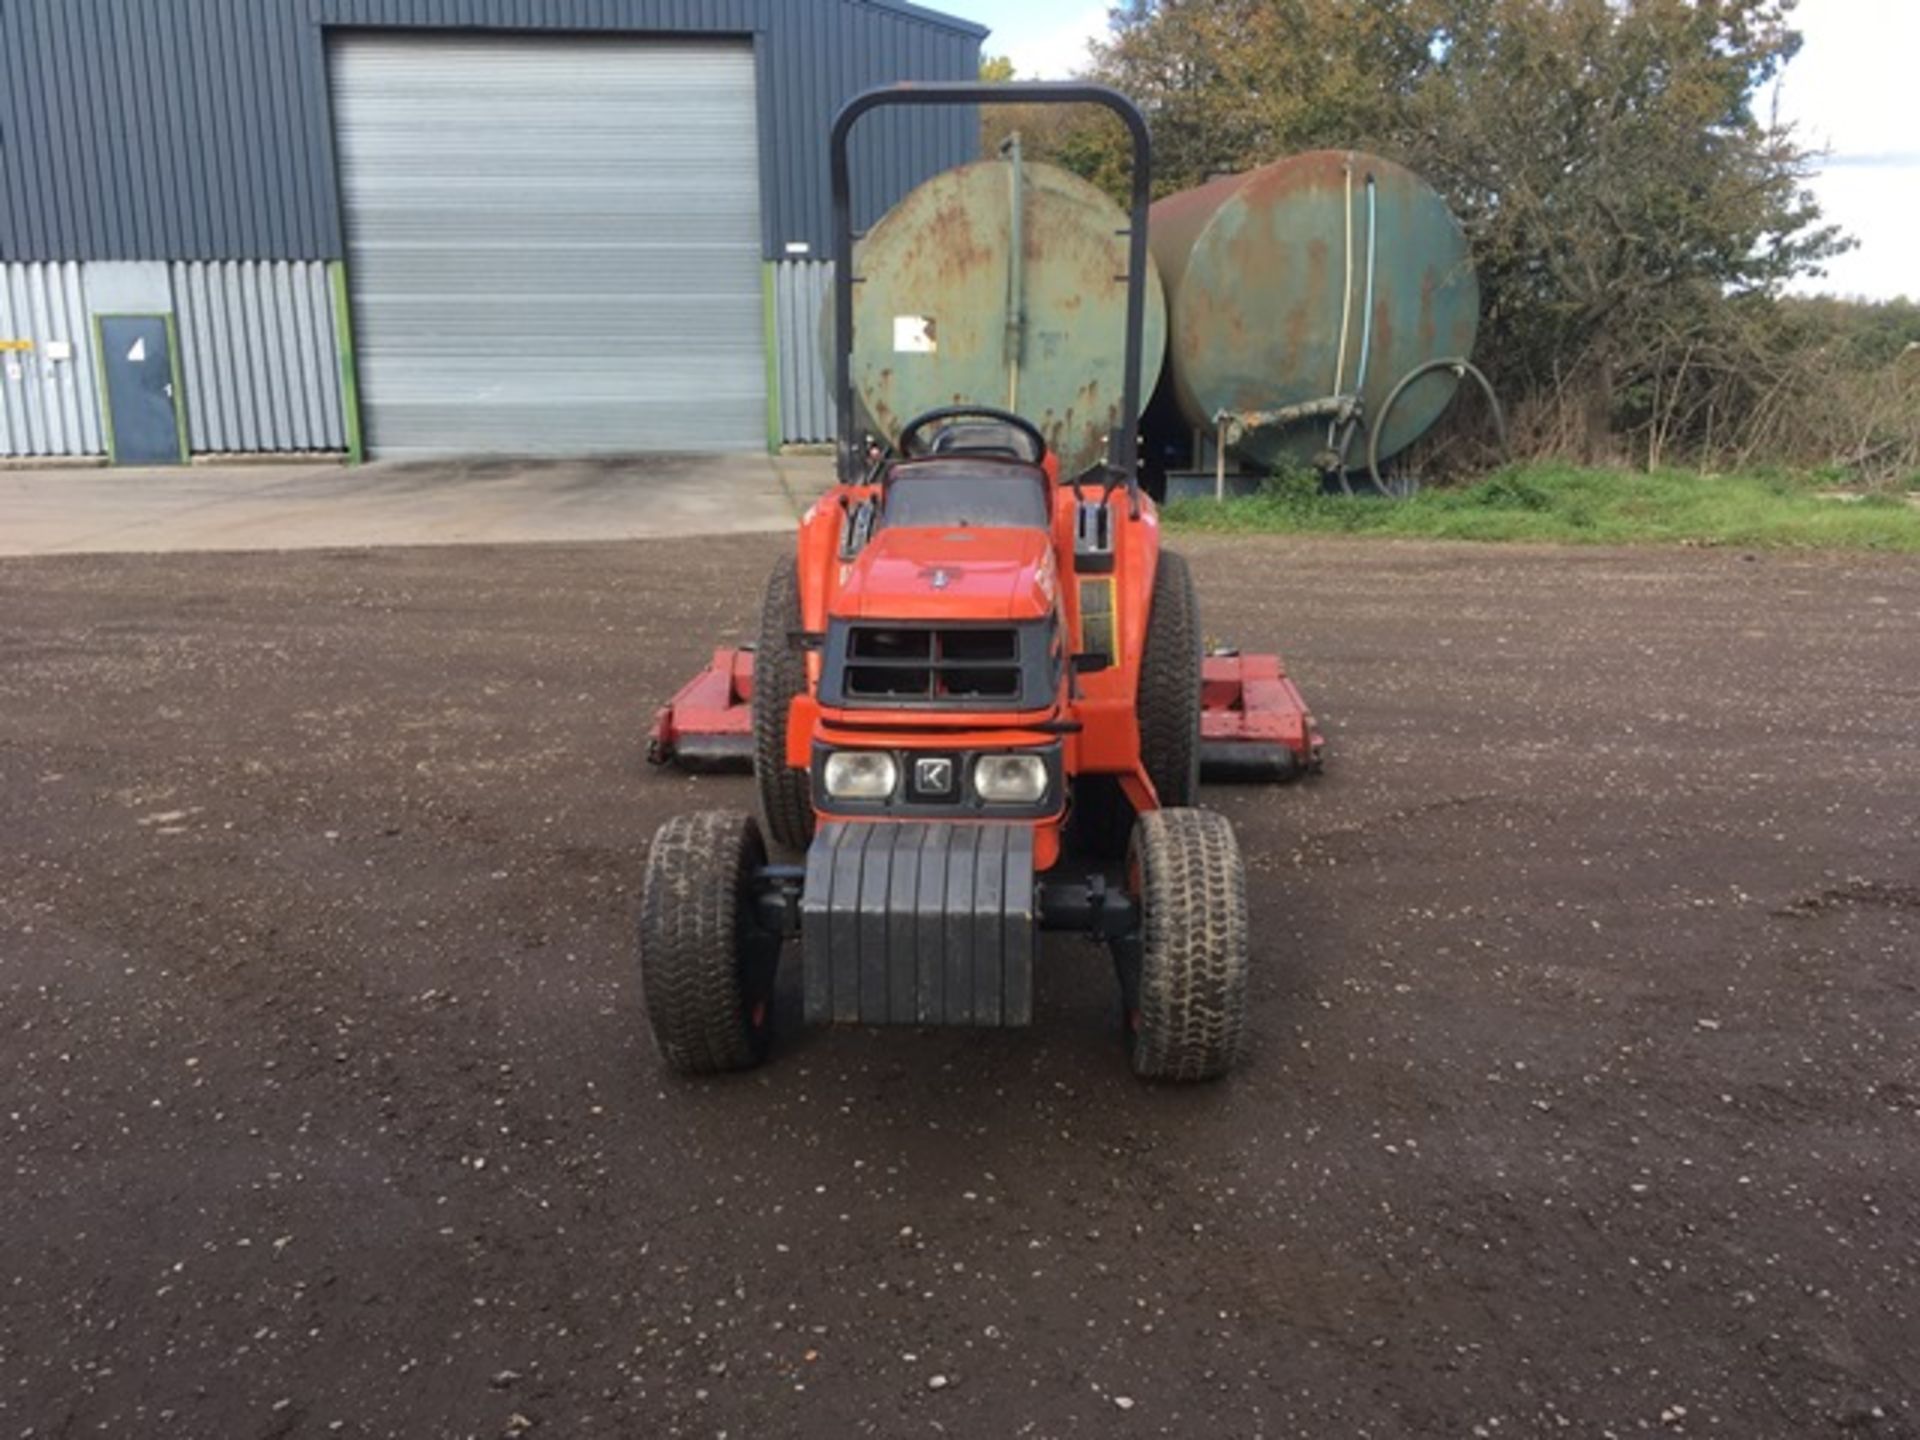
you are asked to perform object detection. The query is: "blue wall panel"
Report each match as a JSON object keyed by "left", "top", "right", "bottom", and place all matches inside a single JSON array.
[{"left": 0, "top": 0, "right": 983, "bottom": 262}]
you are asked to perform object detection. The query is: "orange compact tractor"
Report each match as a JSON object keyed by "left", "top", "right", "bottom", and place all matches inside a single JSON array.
[{"left": 641, "top": 84, "right": 1321, "bottom": 1081}]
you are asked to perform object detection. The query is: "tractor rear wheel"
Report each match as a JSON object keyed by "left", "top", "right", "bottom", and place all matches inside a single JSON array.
[
  {"left": 1126, "top": 807, "right": 1249, "bottom": 1081},
  {"left": 638, "top": 810, "right": 779, "bottom": 1074},
  {"left": 1138, "top": 550, "right": 1202, "bottom": 807},
  {"left": 752, "top": 554, "right": 814, "bottom": 853}
]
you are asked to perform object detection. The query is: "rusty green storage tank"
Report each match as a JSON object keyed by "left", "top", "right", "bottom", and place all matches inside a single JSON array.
[
  {"left": 847, "top": 152, "right": 1166, "bottom": 476},
  {"left": 1150, "top": 150, "right": 1478, "bottom": 471}
]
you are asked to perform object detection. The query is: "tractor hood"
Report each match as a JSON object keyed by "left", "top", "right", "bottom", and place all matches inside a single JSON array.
[{"left": 834, "top": 527, "right": 1059, "bottom": 622}]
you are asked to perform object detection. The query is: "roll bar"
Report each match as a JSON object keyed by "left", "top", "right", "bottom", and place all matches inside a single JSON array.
[{"left": 828, "top": 82, "right": 1153, "bottom": 492}]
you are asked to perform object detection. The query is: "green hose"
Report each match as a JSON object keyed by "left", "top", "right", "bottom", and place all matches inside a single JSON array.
[{"left": 1365, "top": 357, "right": 1508, "bottom": 499}]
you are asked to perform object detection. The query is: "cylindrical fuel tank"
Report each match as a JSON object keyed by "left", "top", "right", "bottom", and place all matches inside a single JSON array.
[
  {"left": 1150, "top": 150, "right": 1478, "bottom": 470},
  {"left": 847, "top": 157, "right": 1166, "bottom": 476}
]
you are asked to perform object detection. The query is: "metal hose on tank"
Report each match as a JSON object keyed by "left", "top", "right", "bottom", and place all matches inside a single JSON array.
[
  {"left": 1334, "top": 174, "right": 1379, "bottom": 492},
  {"left": 1365, "top": 356, "right": 1509, "bottom": 497},
  {"left": 1355, "top": 175, "right": 1378, "bottom": 398},
  {"left": 1327, "top": 159, "right": 1355, "bottom": 450}
]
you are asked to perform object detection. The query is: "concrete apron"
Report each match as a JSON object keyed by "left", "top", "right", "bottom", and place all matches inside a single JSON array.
[{"left": 0, "top": 452, "right": 829, "bottom": 557}]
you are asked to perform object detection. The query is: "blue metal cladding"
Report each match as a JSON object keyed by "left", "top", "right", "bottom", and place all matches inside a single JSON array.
[{"left": 0, "top": 0, "right": 984, "bottom": 263}]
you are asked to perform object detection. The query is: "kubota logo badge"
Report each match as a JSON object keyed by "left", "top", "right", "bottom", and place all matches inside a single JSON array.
[{"left": 921, "top": 566, "right": 954, "bottom": 590}]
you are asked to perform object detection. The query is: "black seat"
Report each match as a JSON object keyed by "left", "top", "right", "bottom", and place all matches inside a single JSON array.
[{"left": 925, "top": 419, "right": 1044, "bottom": 464}]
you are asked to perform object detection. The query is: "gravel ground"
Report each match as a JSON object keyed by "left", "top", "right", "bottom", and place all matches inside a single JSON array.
[{"left": 2, "top": 534, "right": 1916, "bottom": 1439}]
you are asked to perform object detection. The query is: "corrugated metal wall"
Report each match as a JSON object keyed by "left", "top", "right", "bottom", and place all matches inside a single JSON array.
[
  {"left": 775, "top": 261, "right": 837, "bottom": 444},
  {"left": 172, "top": 263, "right": 346, "bottom": 454},
  {"left": 757, "top": 1, "right": 982, "bottom": 253},
  {"left": 1, "top": 261, "right": 344, "bottom": 458},
  {"left": 0, "top": 0, "right": 981, "bottom": 265},
  {"left": 0, "top": 264, "right": 104, "bottom": 458}
]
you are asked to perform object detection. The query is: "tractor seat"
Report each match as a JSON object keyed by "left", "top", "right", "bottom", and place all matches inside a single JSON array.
[
  {"left": 882, "top": 457, "right": 1050, "bottom": 530},
  {"left": 925, "top": 419, "right": 1045, "bottom": 464}
]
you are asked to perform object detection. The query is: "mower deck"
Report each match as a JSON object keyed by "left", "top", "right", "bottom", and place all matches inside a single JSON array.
[
  {"left": 1199, "top": 650, "right": 1325, "bottom": 781},
  {"left": 645, "top": 646, "right": 755, "bottom": 770},
  {"left": 646, "top": 646, "right": 1323, "bottom": 782}
]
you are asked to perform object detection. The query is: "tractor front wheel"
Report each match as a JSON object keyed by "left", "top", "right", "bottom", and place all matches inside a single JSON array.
[
  {"left": 638, "top": 810, "right": 779, "bottom": 1074},
  {"left": 752, "top": 555, "right": 814, "bottom": 853},
  {"left": 1125, "top": 807, "right": 1249, "bottom": 1081}
]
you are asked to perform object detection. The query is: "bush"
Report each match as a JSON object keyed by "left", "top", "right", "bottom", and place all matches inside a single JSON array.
[
  {"left": 993, "top": 2, "right": 1920, "bottom": 481},
  {"left": 1256, "top": 462, "right": 1321, "bottom": 506}
]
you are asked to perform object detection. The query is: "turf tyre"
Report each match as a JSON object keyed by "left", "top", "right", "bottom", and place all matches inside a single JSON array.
[
  {"left": 1138, "top": 550, "right": 1202, "bottom": 807},
  {"left": 752, "top": 554, "right": 814, "bottom": 852},
  {"left": 1127, "top": 807, "right": 1249, "bottom": 1081},
  {"left": 639, "top": 810, "right": 779, "bottom": 1075}
]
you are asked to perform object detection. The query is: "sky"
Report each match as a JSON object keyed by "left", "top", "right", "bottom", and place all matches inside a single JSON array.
[{"left": 959, "top": 0, "right": 1915, "bottom": 302}]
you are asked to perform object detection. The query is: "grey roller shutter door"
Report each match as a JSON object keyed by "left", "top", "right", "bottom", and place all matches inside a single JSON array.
[{"left": 330, "top": 35, "right": 765, "bottom": 460}]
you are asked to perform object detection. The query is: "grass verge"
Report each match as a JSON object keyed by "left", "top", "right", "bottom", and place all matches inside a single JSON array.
[{"left": 1163, "top": 464, "right": 1920, "bottom": 551}]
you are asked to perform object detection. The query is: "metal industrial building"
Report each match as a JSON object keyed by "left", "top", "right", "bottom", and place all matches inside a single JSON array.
[{"left": 0, "top": 0, "right": 983, "bottom": 463}]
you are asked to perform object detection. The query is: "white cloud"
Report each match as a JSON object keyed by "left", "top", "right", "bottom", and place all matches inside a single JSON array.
[
  {"left": 1791, "top": 165, "right": 1919, "bottom": 302},
  {"left": 974, "top": 1, "right": 1108, "bottom": 80},
  {"left": 1770, "top": 0, "right": 1912, "bottom": 156},
  {"left": 1771, "top": 0, "right": 1915, "bottom": 299}
]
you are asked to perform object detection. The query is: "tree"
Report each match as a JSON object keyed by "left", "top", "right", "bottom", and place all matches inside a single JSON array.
[
  {"left": 1047, "top": 0, "right": 1858, "bottom": 463},
  {"left": 978, "top": 53, "right": 1132, "bottom": 172},
  {"left": 1382, "top": 0, "right": 1848, "bottom": 455}
]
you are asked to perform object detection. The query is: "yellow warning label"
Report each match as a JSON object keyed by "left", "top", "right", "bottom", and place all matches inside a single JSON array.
[{"left": 0, "top": 339, "right": 34, "bottom": 352}]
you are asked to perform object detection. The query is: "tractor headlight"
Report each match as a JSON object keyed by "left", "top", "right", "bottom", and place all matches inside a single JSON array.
[
  {"left": 822, "top": 749, "right": 899, "bottom": 800},
  {"left": 973, "top": 753, "right": 1048, "bottom": 804}
]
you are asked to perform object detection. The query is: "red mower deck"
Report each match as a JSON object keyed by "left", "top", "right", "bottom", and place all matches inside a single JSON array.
[
  {"left": 648, "top": 645, "right": 1324, "bottom": 783},
  {"left": 1199, "top": 649, "right": 1325, "bottom": 780},
  {"left": 645, "top": 646, "right": 755, "bottom": 769}
]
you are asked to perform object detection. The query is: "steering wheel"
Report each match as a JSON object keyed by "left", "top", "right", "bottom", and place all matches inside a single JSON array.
[{"left": 896, "top": 405, "right": 1049, "bottom": 464}]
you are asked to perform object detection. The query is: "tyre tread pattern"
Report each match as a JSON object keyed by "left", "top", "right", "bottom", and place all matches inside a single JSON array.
[
  {"left": 1129, "top": 807, "right": 1249, "bottom": 1081},
  {"left": 1138, "top": 550, "right": 1202, "bottom": 808},
  {"left": 639, "top": 810, "right": 769, "bottom": 1075},
  {"left": 752, "top": 554, "right": 814, "bottom": 852}
]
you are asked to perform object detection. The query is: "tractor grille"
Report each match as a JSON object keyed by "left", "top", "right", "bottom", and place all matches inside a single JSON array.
[
  {"left": 820, "top": 620, "right": 1056, "bottom": 711},
  {"left": 845, "top": 625, "right": 1019, "bottom": 701}
]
